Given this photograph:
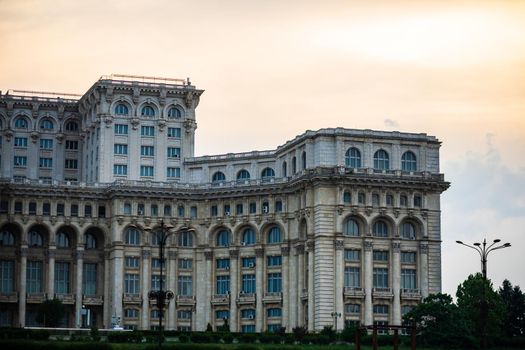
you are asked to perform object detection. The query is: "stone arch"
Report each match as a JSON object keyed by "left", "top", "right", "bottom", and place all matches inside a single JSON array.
[
  {"left": 82, "top": 226, "right": 106, "bottom": 249},
  {"left": 209, "top": 224, "right": 233, "bottom": 247},
  {"left": 370, "top": 214, "right": 396, "bottom": 238},
  {"left": 340, "top": 213, "right": 368, "bottom": 237},
  {"left": 233, "top": 223, "right": 259, "bottom": 245},
  {"left": 0, "top": 222, "right": 23, "bottom": 246},
  {"left": 12, "top": 113, "right": 32, "bottom": 130},
  {"left": 164, "top": 103, "right": 186, "bottom": 119},
  {"left": 260, "top": 221, "right": 285, "bottom": 244},
  {"left": 137, "top": 99, "right": 161, "bottom": 118},
  {"left": 55, "top": 224, "right": 79, "bottom": 248},
  {"left": 26, "top": 223, "right": 51, "bottom": 247},
  {"left": 111, "top": 97, "right": 135, "bottom": 117},
  {"left": 37, "top": 114, "right": 59, "bottom": 132},
  {"left": 398, "top": 216, "right": 425, "bottom": 239}
]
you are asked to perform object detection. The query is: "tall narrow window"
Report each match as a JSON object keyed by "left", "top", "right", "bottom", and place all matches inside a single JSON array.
[
  {"left": 345, "top": 147, "right": 361, "bottom": 168},
  {"left": 267, "top": 227, "right": 281, "bottom": 244},
  {"left": 373, "top": 220, "right": 389, "bottom": 237},
  {"left": 55, "top": 262, "right": 70, "bottom": 294},
  {"left": 373, "top": 150, "right": 390, "bottom": 170},
  {"left": 216, "top": 275, "right": 230, "bottom": 295},
  {"left": 267, "top": 273, "right": 282, "bottom": 293},
  {"left": 0, "top": 261, "right": 14, "bottom": 293},
  {"left": 344, "top": 267, "right": 360, "bottom": 287},
  {"left": 242, "top": 228, "right": 256, "bottom": 245},
  {"left": 401, "top": 151, "right": 417, "bottom": 172},
  {"left": 343, "top": 218, "right": 359, "bottom": 236},
  {"left": 26, "top": 261, "right": 43, "bottom": 294}
]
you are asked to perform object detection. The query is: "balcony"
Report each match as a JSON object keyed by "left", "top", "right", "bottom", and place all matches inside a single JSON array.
[
  {"left": 262, "top": 292, "right": 282, "bottom": 304},
  {"left": 400, "top": 289, "right": 421, "bottom": 300},
  {"left": 176, "top": 295, "right": 196, "bottom": 307},
  {"left": 343, "top": 287, "right": 365, "bottom": 299},
  {"left": 123, "top": 293, "right": 142, "bottom": 304},
  {"left": 301, "top": 288, "right": 308, "bottom": 301},
  {"left": 83, "top": 294, "right": 103, "bottom": 305},
  {"left": 372, "top": 287, "right": 393, "bottom": 299},
  {"left": 54, "top": 293, "right": 75, "bottom": 304},
  {"left": 26, "top": 292, "right": 47, "bottom": 303},
  {"left": 236, "top": 292, "right": 256, "bottom": 305},
  {"left": 0, "top": 292, "right": 18, "bottom": 303},
  {"left": 211, "top": 294, "right": 230, "bottom": 306}
]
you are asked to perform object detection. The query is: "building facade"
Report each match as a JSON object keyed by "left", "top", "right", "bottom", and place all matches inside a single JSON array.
[{"left": 0, "top": 74, "right": 449, "bottom": 331}]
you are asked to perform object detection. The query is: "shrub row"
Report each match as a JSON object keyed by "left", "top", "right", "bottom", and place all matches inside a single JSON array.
[{"left": 0, "top": 328, "right": 50, "bottom": 340}]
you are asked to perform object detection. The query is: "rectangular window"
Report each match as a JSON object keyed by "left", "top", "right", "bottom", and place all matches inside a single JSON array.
[
  {"left": 358, "top": 192, "right": 366, "bottom": 205},
  {"left": 178, "top": 276, "right": 193, "bottom": 296},
  {"left": 414, "top": 195, "right": 422, "bottom": 207},
  {"left": 124, "top": 273, "right": 140, "bottom": 294},
  {"left": 39, "top": 158, "right": 53, "bottom": 168},
  {"left": 400, "top": 195, "right": 408, "bottom": 207},
  {"left": 241, "top": 274, "right": 256, "bottom": 293},
  {"left": 167, "top": 127, "right": 181, "bottom": 138},
  {"left": 177, "top": 205, "right": 185, "bottom": 217},
  {"left": 14, "top": 201, "right": 22, "bottom": 214},
  {"left": 267, "top": 256, "right": 282, "bottom": 267},
  {"left": 267, "top": 308, "right": 282, "bottom": 317},
  {"left": 401, "top": 252, "right": 417, "bottom": 263},
  {"left": 141, "top": 126, "right": 155, "bottom": 136},
  {"left": 401, "top": 269, "right": 417, "bottom": 290},
  {"left": 177, "top": 310, "right": 192, "bottom": 320},
  {"left": 125, "top": 257, "right": 140, "bottom": 268},
  {"left": 236, "top": 203, "right": 243, "bottom": 215},
  {"left": 151, "top": 258, "right": 164, "bottom": 269},
  {"left": 345, "top": 303, "right": 361, "bottom": 314},
  {"left": 344, "top": 249, "right": 360, "bottom": 261},
  {"left": 55, "top": 262, "right": 70, "bottom": 294},
  {"left": 65, "top": 159, "right": 78, "bottom": 169},
  {"left": 241, "top": 325, "right": 256, "bottom": 333},
  {"left": 14, "top": 156, "right": 27, "bottom": 167},
  {"left": 178, "top": 259, "right": 193, "bottom": 269},
  {"left": 275, "top": 200, "right": 283, "bottom": 212},
  {"left": 373, "top": 304, "right": 389, "bottom": 315},
  {"left": 211, "top": 205, "right": 218, "bottom": 217},
  {"left": 57, "top": 203, "right": 65, "bottom": 216},
  {"left": 267, "top": 273, "right": 282, "bottom": 293},
  {"left": 98, "top": 205, "right": 106, "bottom": 218},
  {"left": 114, "top": 124, "right": 129, "bottom": 135},
  {"left": 386, "top": 194, "right": 394, "bottom": 206},
  {"left": 113, "top": 164, "right": 128, "bottom": 175},
  {"left": 40, "top": 139, "right": 53, "bottom": 149},
  {"left": 224, "top": 204, "right": 231, "bottom": 215},
  {"left": 216, "top": 275, "right": 230, "bottom": 295},
  {"left": 216, "top": 259, "right": 230, "bottom": 270},
  {"left": 167, "top": 147, "right": 181, "bottom": 158},
  {"left": 167, "top": 167, "right": 181, "bottom": 178},
  {"left": 84, "top": 204, "right": 92, "bottom": 217},
  {"left": 114, "top": 144, "right": 128, "bottom": 155},
  {"left": 83, "top": 263, "right": 97, "bottom": 295},
  {"left": 42, "top": 203, "right": 50, "bottom": 215},
  {"left": 373, "top": 268, "right": 389, "bottom": 288},
  {"left": 344, "top": 267, "right": 360, "bottom": 288},
  {"left": 70, "top": 204, "right": 78, "bottom": 217},
  {"left": 249, "top": 202, "right": 256, "bottom": 214},
  {"left": 125, "top": 308, "right": 139, "bottom": 318},
  {"left": 14, "top": 137, "right": 28, "bottom": 148},
  {"left": 241, "top": 309, "right": 256, "bottom": 319},
  {"left": 140, "top": 145, "right": 154, "bottom": 156},
  {"left": 216, "top": 310, "right": 230, "bottom": 320},
  {"left": 242, "top": 257, "right": 256, "bottom": 268},
  {"left": 0, "top": 261, "right": 14, "bottom": 293},
  {"left": 373, "top": 250, "right": 389, "bottom": 261},
  {"left": 151, "top": 275, "right": 164, "bottom": 291},
  {"left": 26, "top": 261, "right": 43, "bottom": 294},
  {"left": 28, "top": 202, "right": 37, "bottom": 215},
  {"left": 140, "top": 166, "right": 154, "bottom": 177},
  {"left": 65, "top": 140, "right": 78, "bottom": 150}
]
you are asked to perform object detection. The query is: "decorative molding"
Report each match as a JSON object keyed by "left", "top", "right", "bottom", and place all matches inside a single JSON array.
[
  {"left": 295, "top": 244, "right": 305, "bottom": 255},
  {"left": 364, "top": 241, "right": 373, "bottom": 251},
  {"left": 392, "top": 241, "right": 401, "bottom": 253},
  {"left": 204, "top": 251, "right": 213, "bottom": 260},
  {"left": 281, "top": 246, "right": 290, "bottom": 256},
  {"left": 229, "top": 249, "right": 239, "bottom": 259},
  {"left": 142, "top": 250, "right": 151, "bottom": 258},
  {"left": 419, "top": 243, "right": 429, "bottom": 254},
  {"left": 19, "top": 247, "right": 28, "bottom": 258},
  {"left": 168, "top": 251, "right": 177, "bottom": 260},
  {"left": 334, "top": 240, "right": 344, "bottom": 250},
  {"left": 75, "top": 250, "right": 84, "bottom": 260},
  {"left": 306, "top": 241, "right": 315, "bottom": 251},
  {"left": 255, "top": 247, "right": 265, "bottom": 258}
]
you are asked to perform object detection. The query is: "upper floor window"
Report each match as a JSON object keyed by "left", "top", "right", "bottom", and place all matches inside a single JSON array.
[
  {"left": 40, "top": 139, "right": 53, "bottom": 150},
  {"left": 216, "top": 229, "right": 230, "bottom": 247},
  {"left": 141, "top": 105, "right": 156, "bottom": 117},
  {"left": 267, "top": 226, "right": 282, "bottom": 244},
  {"left": 237, "top": 169, "right": 250, "bottom": 181},
  {"left": 168, "top": 106, "right": 182, "bottom": 119},
  {"left": 164, "top": 205, "right": 172, "bottom": 216},
  {"left": 373, "top": 220, "right": 389, "bottom": 238},
  {"left": 56, "top": 232, "right": 70, "bottom": 248},
  {"left": 85, "top": 233, "right": 97, "bottom": 249},
  {"left": 14, "top": 117, "right": 28, "bottom": 129},
  {"left": 167, "top": 147, "right": 180, "bottom": 158},
  {"left": 343, "top": 191, "right": 351, "bottom": 204},
  {"left": 401, "top": 151, "right": 417, "bottom": 172},
  {"left": 167, "top": 127, "right": 181, "bottom": 138},
  {"left": 115, "top": 104, "right": 129, "bottom": 116},
  {"left": 65, "top": 121, "right": 79, "bottom": 132},
  {"left": 373, "top": 149, "right": 390, "bottom": 170},
  {"left": 401, "top": 222, "right": 416, "bottom": 240},
  {"left": 343, "top": 218, "right": 360, "bottom": 236},
  {"left": 301, "top": 151, "right": 307, "bottom": 170},
  {"left": 212, "top": 171, "right": 226, "bottom": 183},
  {"left": 14, "top": 137, "right": 28, "bottom": 148},
  {"left": 141, "top": 126, "right": 155, "bottom": 137},
  {"left": 114, "top": 124, "right": 129, "bottom": 135},
  {"left": 0, "top": 231, "right": 15, "bottom": 246},
  {"left": 28, "top": 231, "right": 43, "bottom": 247},
  {"left": 261, "top": 167, "right": 275, "bottom": 181},
  {"left": 40, "top": 119, "right": 54, "bottom": 130},
  {"left": 242, "top": 228, "right": 256, "bottom": 245},
  {"left": 125, "top": 228, "right": 141, "bottom": 245},
  {"left": 282, "top": 161, "right": 287, "bottom": 177},
  {"left": 141, "top": 145, "right": 155, "bottom": 156},
  {"left": 140, "top": 165, "right": 154, "bottom": 177},
  {"left": 292, "top": 156, "right": 297, "bottom": 173},
  {"left": 178, "top": 231, "right": 193, "bottom": 247},
  {"left": 345, "top": 147, "right": 361, "bottom": 168}
]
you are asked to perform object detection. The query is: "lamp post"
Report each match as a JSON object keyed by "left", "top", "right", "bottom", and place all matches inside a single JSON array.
[
  {"left": 149, "top": 221, "right": 194, "bottom": 348},
  {"left": 456, "top": 238, "right": 511, "bottom": 347},
  {"left": 331, "top": 312, "right": 341, "bottom": 332}
]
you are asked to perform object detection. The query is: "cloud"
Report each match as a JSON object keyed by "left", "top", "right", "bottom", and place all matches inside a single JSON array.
[{"left": 384, "top": 118, "right": 399, "bottom": 128}]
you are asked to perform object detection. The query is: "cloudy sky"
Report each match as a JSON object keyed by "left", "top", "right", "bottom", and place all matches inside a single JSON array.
[{"left": 1, "top": 0, "right": 524, "bottom": 296}]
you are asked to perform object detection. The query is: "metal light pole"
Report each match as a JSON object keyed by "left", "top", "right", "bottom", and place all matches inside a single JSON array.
[
  {"left": 149, "top": 221, "right": 194, "bottom": 348},
  {"left": 456, "top": 238, "right": 511, "bottom": 347}
]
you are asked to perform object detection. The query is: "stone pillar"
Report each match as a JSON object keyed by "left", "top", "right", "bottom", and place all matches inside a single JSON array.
[
  {"left": 47, "top": 248, "right": 56, "bottom": 297},
  {"left": 255, "top": 247, "right": 264, "bottom": 332},
  {"left": 289, "top": 247, "right": 297, "bottom": 329},
  {"left": 141, "top": 250, "right": 151, "bottom": 330},
  {"left": 103, "top": 251, "right": 111, "bottom": 328},
  {"left": 110, "top": 244, "right": 124, "bottom": 328},
  {"left": 281, "top": 246, "right": 290, "bottom": 330},
  {"left": 229, "top": 249, "right": 239, "bottom": 332},
  {"left": 296, "top": 244, "right": 305, "bottom": 327},
  {"left": 204, "top": 251, "right": 213, "bottom": 327},
  {"left": 334, "top": 239, "right": 345, "bottom": 331},
  {"left": 363, "top": 240, "right": 373, "bottom": 326},
  {"left": 420, "top": 243, "right": 429, "bottom": 298},
  {"left": 19, "top": 247, "right": 28, "bottom": 327},
  {"left": 307, "top": 241, "right": 314, "bottom": 331},
  {"left": 392, "top": 241, "right": 401, "bottom": 325},
  {"left": 195, "top": 251, "right": 207, "bottom": 331},
  {"left": 75, "top": 247, "right": 84, "bottom": 328},
  {"left": 168, "top": 251, "right": 177, "bottom": 330}
]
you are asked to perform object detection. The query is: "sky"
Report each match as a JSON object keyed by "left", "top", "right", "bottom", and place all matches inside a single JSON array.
[{"left": 1, "top": 0, "right": 524, "bottom": 296}]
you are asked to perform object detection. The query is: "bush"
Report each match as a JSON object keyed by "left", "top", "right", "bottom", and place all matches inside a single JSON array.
[
  {"left": 221, "top": 333, "right": 234, "bottom": 344},
  {"left": 235, "top": 345, "right": 259, "bottom": 350},
  {"left": 106, "top": 331, "right": 142, "bottom": 343},
  {"left": 258, "top": 333, "right": 279, "bottom": 344},
  {"left": 178, "top": 334, "right": 190, "bottom": 343},
  {"left": 237, "top": 333, "right": 257, "bottom": 343},
  {"left": 190, "top": 332, "right": 212, "bottom": 343}
]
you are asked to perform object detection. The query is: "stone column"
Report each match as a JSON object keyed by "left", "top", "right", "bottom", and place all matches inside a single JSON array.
[
  {"left": 168, "top": 251, "right": 177, "bottom": 330},
  {"left": 307, "top": 241, "right": 314, "bottom": 331},
  {"left": 363, "top": 240, "right": 373, "bottom": 326},
  {"left": 255, "top": 247, "right": 264, "bottom": 332},
  {"left": 75, "top": 247, "right": 84, "bottom": 328},
  {"left": 195, "top": 251, "right": 207, "bottom": 331},
  {"left": 103, "top": 251, "right": 111, "bottom": 328},
  {"left": 47, "top": 248, "right": 56, "bottom": 297},
  {"left": 204, "top": 251, "right": 213, "bottom": 327},
  {"left": 141, "top": 250, "right": 151, "bottom": 330},
  {"left": 281, "top": 246, "right": 290, "bottom": 330},
  {"left": 289, "top": 247, "right": 297, "bottom": 329},
  {"left": 420, "top": 243, "right": 429, "bottom": 298},
  {"left": 296, "top": 244, "right": 305, "bottom": 327},
  {"left": 19, "top": 247, "right": 28, "bottom": 327},
  {"left": 229, "top": 249, "right": 239, "bottom": 332},
  {"left": 392, "top": 241, "right": 401, "bottom": 325},
  {"left": 110, "top": 244, "right": 124, "bottom": 328},
  {"left": 334, "top": 239, "right": 345, "bottom": 331}
]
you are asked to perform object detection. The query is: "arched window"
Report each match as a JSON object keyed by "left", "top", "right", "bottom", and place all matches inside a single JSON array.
[
  {"left": 345, "top": 148, "right": 361, "bottom": 168},
  {"left": 141, "top": 105, "right": 155, "bottom": 117},
  {"left": 168, "top": 107, "right": 182, "bottom": 119},
  {"left": 0, "top": 231, "right": 15, "bottom": 246},
  {"left": 212, "top": 171, "right": 226, "bottom": 183},
  {"left": 125, "top": 228, "right": 141, "bottom": 245},
  {"left": 65, "top": 121, "right": 79, "bottom": 131},
  {"left": 151, "top": 231, "right": 163, "bottom": 246},
  {"left": 85, "top": 233, "right": 97, "bottom": 249},
  {"left": 241, "top": 228, "right": 256, "bottom": 245},
  {"left": 56, "top": 232, "right": 70, "bottom": 248},
  {"left": 401, "top": 151, "right": 417, "bottom": 172},
  {"left": 282, "top": 161, "right": 287, "bottom": 177},
  {"left": 178, "top": 231, "right": 194, "bottom": 247},
  {"left": 292, "top": 156, "right": 297, "bottom": 173},
  {"left": 28, "top": 231, "right": 43, "bottom": 247},
  {"left": 373, "top": 220, "right": 389, "bottom": 237},
  {"left": 164, "top": 205, "right": 172, "bottom": 216},
  {"left": 302, "top": 151, "right": 307, "bottom": 170},
  {"left": 237, "top": 170, "right": 250, "bottom": 181},
  {"left": 373, "top": 150, "right": 390, "bottom": 170},
  {"left": 401, "top": 222, "right": 416, "bottom": 240},
  {"left": 261, "top": 167, "right": 275, "bottom": 181},
  {"left": 14, "top": 117, "right": 28, "bottom": 129},
  {"left": 40, "top": 119, "right": 54, "bottom": 130},
  {"left": 216, "top": 229, "right": 230, "bottom": 247},
  {"left": 343, "top": 191, "right": 352, "bottom": 204},
  {"left": 343, "top": 218, "right": 359, "bottom": 236},
  {"left": 115, "top": 103, "right": 129, "bottom": 116},
  {"left": 267, "top": 227, "right": 281, "bottom": 244}
]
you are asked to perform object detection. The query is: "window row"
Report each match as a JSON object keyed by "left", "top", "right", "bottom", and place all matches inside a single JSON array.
[
  {"left": 10, "top": 117, "right": 79, "bottom": 132},
  {"left": 342, "top": 217, "right": 421, "bottom": 239},
  {"left": 344, "top": 266, "right": 418, "bottom": 290},
  {"left": 211, "top": 168, "right": 276, "bottom": 184},
  {"left": 13, "top": 156, "right": 78, "bottom": 169},
  {"left": 0, "top": 201, "right": 106, "bottom": 218},
  {"left": 113, "top": 145, "right": 181, "bottom": 158},
  {"left": 345, "top": 147, "right": 418, "bottom": 172},
  {"left": 0, "top": 229, "right": 102, "bottom": 249},
  {"left": 114, "top": 104, "right": 183, "bottom": 119},
  {"left": 342, "top": 191, "right": 422, "bottom": 208},
  {"left": 114, "top": 165, "right": 181, "bottom": 178}
]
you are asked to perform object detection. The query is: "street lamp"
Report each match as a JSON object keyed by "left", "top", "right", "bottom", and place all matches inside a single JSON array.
[
  {"left": 331, "top": 312, "right": 341, "bottom": 332},
  {"left": 456, "top": 238, "right": 511, "bottom": 347},
  {"left": 148, "top": 220, "right": 194, "bottom": 347}
]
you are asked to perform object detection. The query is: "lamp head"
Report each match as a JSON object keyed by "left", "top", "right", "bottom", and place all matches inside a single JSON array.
[
  {"left": 474, "top": 243, "right": 481, "bottom": 247},
  {"left": 493, "top": 239, "right": 501, "bottom": 243},
  {"left": 504, "top": 243, "right": 511, "bottom": 247},
  {"left": 456, "top": 240, "right": 463, "bottom": 244}
]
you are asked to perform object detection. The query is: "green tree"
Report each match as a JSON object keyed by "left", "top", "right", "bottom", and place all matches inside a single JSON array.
[
  {"left": 36, "top": 298, "right": 65, "bottom": 327},
  {"left": 499, "top": 279, "right": 525, "bottom": 336}
]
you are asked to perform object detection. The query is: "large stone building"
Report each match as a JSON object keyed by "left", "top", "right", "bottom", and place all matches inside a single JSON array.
[{"left": 0, "top": 74, "right": 449, "bottom": 332}]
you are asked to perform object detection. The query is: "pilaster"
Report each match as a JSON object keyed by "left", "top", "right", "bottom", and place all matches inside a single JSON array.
[{"left": 363, "top": 240, "right": 373, "bottom": 326}]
